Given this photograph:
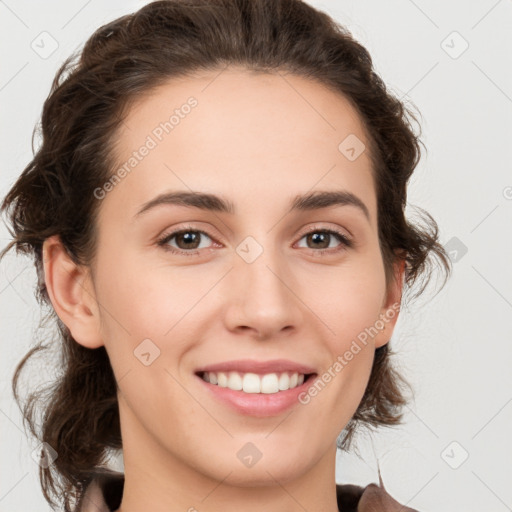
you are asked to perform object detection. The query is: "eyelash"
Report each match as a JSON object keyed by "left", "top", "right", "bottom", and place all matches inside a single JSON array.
[{"left": 156, "top": 224, "right": 353, "bottom": 257}]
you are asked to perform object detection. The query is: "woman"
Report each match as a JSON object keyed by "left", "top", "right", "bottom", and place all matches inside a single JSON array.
[{"left": 1, "top": 0, "right": 451, "bottom": 511}]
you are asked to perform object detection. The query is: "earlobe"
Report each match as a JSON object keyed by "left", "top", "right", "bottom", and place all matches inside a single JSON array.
[
  {"left": 42, "top": 235, "right": 104, "bottom": 349},
  {"left": 374, "top": 258, "right": 406, "bottom": 349}
]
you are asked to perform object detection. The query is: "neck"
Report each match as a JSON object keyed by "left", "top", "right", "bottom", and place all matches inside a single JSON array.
[{"left": 115, "top": 406, "right": 340, "bottom": 512}]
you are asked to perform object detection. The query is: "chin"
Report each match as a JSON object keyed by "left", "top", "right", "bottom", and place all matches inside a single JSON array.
[
  {"left": 219, "top": 462, "right": 304, "bottom": 487},
  {"left": 199, "top": 444, "right": 316, "bottom": 487}
]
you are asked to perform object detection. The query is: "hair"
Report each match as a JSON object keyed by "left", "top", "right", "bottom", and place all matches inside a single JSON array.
[{"left": 1, "top": 0, "right": 452, "bottom": 510}]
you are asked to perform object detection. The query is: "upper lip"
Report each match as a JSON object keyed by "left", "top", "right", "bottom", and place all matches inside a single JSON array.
[{"left": 195, "top": 359, "right": 317, "bottom": 375}]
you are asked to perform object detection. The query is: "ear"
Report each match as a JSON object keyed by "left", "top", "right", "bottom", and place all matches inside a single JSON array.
[
  {"left": 42, "top": 235, "right": 104, "bottom": 349},
  {"left": 374, "top": 257, "right": 406, "bottom": 349}
]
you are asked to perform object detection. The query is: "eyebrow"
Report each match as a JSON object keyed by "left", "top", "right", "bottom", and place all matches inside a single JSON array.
[{"left": 134, "top": 189, "right": 370, "bottom": 221}]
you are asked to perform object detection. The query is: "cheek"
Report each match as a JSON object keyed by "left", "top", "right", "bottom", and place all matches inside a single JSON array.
[
  {"left": 303, "top": 323, "right": 376, "bottom": 440},
  {"left": 301, "top": 257, "right": 385, "bottom": 417},
  {"left": 309, "top": 257, "right": 387, "bottom": 347},
  {"left": 93, "top": 249, "right": 218, "bottom": 386},
  {"left": 94, "top": 249, "right": 192, "bottom": 337}
]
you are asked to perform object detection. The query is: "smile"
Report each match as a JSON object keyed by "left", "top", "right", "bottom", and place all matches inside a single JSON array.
[
  {"left": 199, "top": 371, "right": 312, "bottom": 393},
  {"left": 195, "top": 370, "right": 318, "bottom": 417}
]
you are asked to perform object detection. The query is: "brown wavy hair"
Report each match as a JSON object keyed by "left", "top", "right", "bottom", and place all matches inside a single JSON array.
[{"left": 0, "top": 0, "right": 452, "bottom": 510}]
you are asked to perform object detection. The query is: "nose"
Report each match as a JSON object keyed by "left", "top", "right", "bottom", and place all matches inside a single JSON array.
[{"left": 223, "top": 244, "right": 304, "bottom": 340}]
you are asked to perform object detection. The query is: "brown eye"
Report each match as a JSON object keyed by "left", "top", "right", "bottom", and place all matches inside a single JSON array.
[
  {"left": 306, "top": 231, "right": 330, "bottom": 249},
  {"left": 172, "top": 231, "right": 203, "bottom": 250},
  {"left": 157, "top": 228, "right": 215, "bottom": 256},
  {"left": 296, "top": 228, "right": 353, "bottom": 254}
]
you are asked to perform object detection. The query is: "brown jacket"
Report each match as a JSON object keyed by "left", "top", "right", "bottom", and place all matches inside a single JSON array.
[{"left": 76, "top": 469, "right": 419, "bottom": 512}]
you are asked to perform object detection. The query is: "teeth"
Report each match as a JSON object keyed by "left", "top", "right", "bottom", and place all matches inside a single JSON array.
[
  {"left": 243, "top": 373, "right": 261, "bottom": 393},
  {"left": 201, "top": 371, "right": 307, "bottom": 393},
  {"left": 228, "top": 371, "right": 243, "bottom": 391},
  {"left": 260, "top": 374, "right": 279, "bottom": 394},
  {"left": 217, "top": 372, "right": 228, "bottom": 387}
]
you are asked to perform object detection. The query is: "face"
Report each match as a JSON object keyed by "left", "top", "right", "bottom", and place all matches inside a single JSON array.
[{"left": 75, "top": 68, "right": 403, "bottom": 486}]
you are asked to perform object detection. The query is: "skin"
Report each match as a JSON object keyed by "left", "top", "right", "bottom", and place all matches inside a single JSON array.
[{"left": 43, "top": 67, "right": 404, "bottom": 512}]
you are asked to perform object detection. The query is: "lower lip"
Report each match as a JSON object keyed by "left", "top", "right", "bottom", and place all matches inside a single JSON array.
[{"left": 196, "top": 374, "right": 317, "bottom": 417}]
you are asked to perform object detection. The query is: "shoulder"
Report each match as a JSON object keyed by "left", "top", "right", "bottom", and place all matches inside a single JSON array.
[
  {"left": 75, "top": 469, "right": 124, "bottom": 512},
  {"left": 337, "top": 480, "right": 420, "bottom": 512}
]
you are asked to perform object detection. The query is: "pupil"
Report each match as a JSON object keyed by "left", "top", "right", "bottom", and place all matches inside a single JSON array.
[
  {"left": 310, "top": 232, "right": 328, "bottom": 249},
  {"left": 179, "top": 232, "right": 199, "bottom": 249}
]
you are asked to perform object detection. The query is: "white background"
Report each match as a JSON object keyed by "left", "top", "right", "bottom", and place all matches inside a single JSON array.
[{"left": 1, "top": 1, "right": 511, "bottom": 511}]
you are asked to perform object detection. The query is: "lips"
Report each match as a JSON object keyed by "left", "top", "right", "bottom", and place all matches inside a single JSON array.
[
  {"left": 193, "top": 359, "right": 318, "bottom": 416},
  {"left": 194, "top": 358, "right": 317, "bottom": 375}
]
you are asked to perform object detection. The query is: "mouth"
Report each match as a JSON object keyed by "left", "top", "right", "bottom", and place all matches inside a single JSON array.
[
  {"left": 195, "top": 370, "right": 317, "bottom": 394},
  {"left": 195, "top": 369, "right": 318, "bottom": 417},
  {"left": 193, "top": 359, "right": 318, "bottom": 416}
]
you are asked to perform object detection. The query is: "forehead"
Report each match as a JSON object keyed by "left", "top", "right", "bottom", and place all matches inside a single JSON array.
[{"left": 102, "top": 66, "right": 377, "bottom": 225}]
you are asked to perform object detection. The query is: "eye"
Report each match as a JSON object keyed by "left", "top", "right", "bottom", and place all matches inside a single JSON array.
[
  {"left": 156, "top": 226, "right": 216, "bottom": 256},
  {"left": 295, "top": 226, "right": 353, "bottom": 254},
  {"left": 156, "top": 224, "right": 353, "bottom": 257}
]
